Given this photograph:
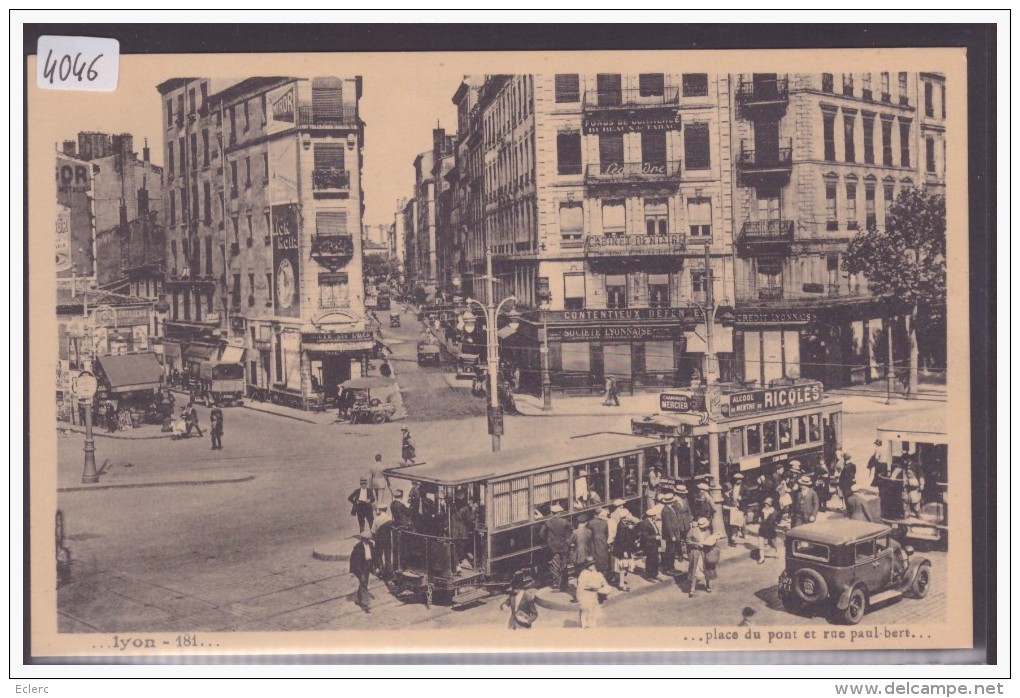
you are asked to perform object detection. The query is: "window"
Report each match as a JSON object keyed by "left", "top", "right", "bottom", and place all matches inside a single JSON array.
[
  {"left": 809, "top": 414, "right": 821, "bottom": 441},
  {"left": 940, "top": 84, "right": 946, "bottom": 119},
  {"left": 880, "top": 72, "right": 891, "bottom": 102},
  {"left": 825, "top": 181, "right": 838, "bottom": 230},
  {"left": 558, "top": 202, "right": 583, "bottom": 241},
  {"left": 883, "top": 182, "right": 895, "bottom": 218},
  {"left": 644, "top": 199, "right": 668, "bottom": 236},
  {"left": 166, "top": 99, "right": 173, "bottom": 125},
  {"left": 556, "top": 132, "right": 582, "bottom": 175},
  {"left": 260, "top": 93, "right": 268, "bottom": 124},
  {"left": 792, "top": 540, "right": 830, "bottom": 563},
  {"left": 684, "top": 122, "right": 710, "bottom": 170},
  {"left": 200, "top": 83, "right": 207, "bottom": 109},
  {"left": 262, "top": 152, "right": 269, "bottom": 182},
  {"left": 845, "top": 181, "right": 858, "bottom": 229},
  {"left": 821, "top": 73, "right": 833, "bottom": 93},
  {"left": 563, "top": 273, "right": 585, "bottom": 310},
  {"left": 598, "top": 133, "right": 624, "bottom": 172},
  {"left": 855, "top": 539, "right": 877, "bottom": 563},
  {"left": 898, "top": 72, "right": 908, "bottom": 105},
  {"left": 316, "top": 210, "right": 348, "bottom": 236},
  {"left": 862, "top": 73, "right": 873, "bottom": 101},
  {"left": 243, "top": 100, "right": 250, "bottom": 130},
  {"left": 687, "top": 198, "right": 712, "bottom": 237},
  {"left": 533, "top": 470, "right": 570, "bottom": 516},
  {"left": 763, "top": 421, "right": 777, "bottom": 452},
  {"left": 178, "top": 137, "right": 185, "bottom": 173},
  {"left": 170, "top": 239, "right": 177, "bottom": 267},
  {"left": 756, "top": 189, "right": 780, "bottom": 220},
  {"left": 899, "top": 120, "right": 911, "bottom": 167},
  {"left": 881, "top": 118, "right": 894, "bottom": 166},
  {"left": 641, "top": 130, "right": 667, "bottom": 168},
  {"left": 231, "top": 273, "right": 242, "bottom": 307},
  {"left": 822, "top": 111, "right": 836, "bottom": 161},
  {"left": 318, "top": 272, "right": 350, "bottom": 308},
  {"left": 794, "top": 416, "right": 807, "bottom": 446},
  {"left": 682, "top": 73, "right": 708, "bottom": 97},
  {"left": 925, "top": 81, "right": 934, "bottom": 117},
  {"left": 167, "top": 141, "right": 175, "bottom": 175},
  {"left": 245, "top": 157, "right": 252, "bottom": 188},
  {"left": 311, "top": 77, "right": 343, "bottom": 124},
  {"left": 169, "top": 191, "right": 177, "bottom": 226},
  {"left": 639, "top": 73, "right": 665, "bottom": 97},
  {"left": 264, "top": 211, "right": 271, "bottom": 240},
  {"left": 778, "top": 418, "right": 792, "bottom": 449},
  {"left": 606, "top": 274, "right": 627, "bottom": 308},
  {"left": 691, "top": 269, "right": 707, "bottom": 294},
  {"left": 602, "top": 200, "right": 626, "bottom": 235},
  {"left": 492, "top": 476, "right": 530, "bottom": 528},
  {"left": 926, "top": 137, "right": 936, "bottom": 173},
  {"left": 863, "top": 114, "right": 875, "bottom": 164},
  {"left": 191, "top": 184, "right": 199, "bottom": 221},
  {"left": 188, "top": 88, "right": 196, "bottom": 113},
  {"left": 203, "top": 182, "right": 211, "bottom": 222},
  {"left": 842, "top": 112, "right": 856, "bottom": 163},
  {"left": 561, "top": 340, "right": 590, "bottom": 371},
  {"left": 176, "top": 94, "right": 184, "bottom": 122},
  {"left": 842, "top": 73, "right": 854, "bottom": 97},
  {"left": 246, "top": 214, "right": 253, "bottom": 240},
  {"left": 865, "top": 184, "right": 876, "bottom": 229},
  {"left": 232, "top": 216, "right": 240, "bottom": 241},
  {"left": 746, "top": 424, "right": 761, "bottom": 455},
  {"left": 230, "top": 161, "right": 238, "bottom": 194},
  {"left": 573, "top": 462, "right": 606, "bottom": 508},
  {"left": 596, "top": 73, "right": 622, "bottom": 106},
  {"left": 202, "top": 129, "right": 210, "bottom": 167},
  {"left": 190, "top": 133, "right": 197, "bottom": 168},
  {"left": 205, "top": 237, "right": 212, "bottom": 275},
  {"left": 648, "top": 273, "right": 670, "bottom": 308}
]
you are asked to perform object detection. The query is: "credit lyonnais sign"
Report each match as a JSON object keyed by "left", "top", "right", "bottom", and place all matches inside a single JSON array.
[{"left": 723, "top": 381, "right": 824, "bottom": 417}]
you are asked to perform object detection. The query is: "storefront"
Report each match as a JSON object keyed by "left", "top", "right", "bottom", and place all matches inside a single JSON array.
[
  {"left": 513, "top": 308, "right": 726, "bottom": 396},
  {"left": 302, "top": 330, "right": 376, "bottom": 406}
]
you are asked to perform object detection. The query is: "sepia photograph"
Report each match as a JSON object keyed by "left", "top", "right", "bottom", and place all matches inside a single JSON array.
[{"left": 21, "top": 22, "right": 993, "bottom": 671}]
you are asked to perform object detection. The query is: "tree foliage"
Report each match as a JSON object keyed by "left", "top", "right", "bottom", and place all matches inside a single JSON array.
[
  {"left": 362, "top": 253, "right": 400, "bottom": 283},
  {"left": 842, "top": 187, "right": 946, "bottom": 319}
]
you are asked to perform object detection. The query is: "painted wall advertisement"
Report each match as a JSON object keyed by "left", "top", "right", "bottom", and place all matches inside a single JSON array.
[
  {"left": 56, "top": 152, "right": 94, "bottom": 278},
  {"left": 272, "top": 203, "right": 301, "bottom": 318}
]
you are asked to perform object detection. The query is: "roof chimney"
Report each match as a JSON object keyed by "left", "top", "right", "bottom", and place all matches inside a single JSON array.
[
  {"left": 142, "top": 138, "right": 150, "bottom": 163},
  {"left": 62, "top": 140, "right": 76, "bottom": 156}
]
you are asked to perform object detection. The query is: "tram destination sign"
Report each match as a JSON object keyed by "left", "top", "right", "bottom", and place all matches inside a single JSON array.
[{"left": 723, "top": 381, "right": 824, "bottom": 417}]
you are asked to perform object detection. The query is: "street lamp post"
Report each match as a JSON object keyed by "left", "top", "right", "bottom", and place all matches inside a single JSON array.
[
  {"left": 461, "top": 249, "right": 519, "bottom": 452},
  {"left": 76, "top": 370, "right": 99, "bottom": 484}
]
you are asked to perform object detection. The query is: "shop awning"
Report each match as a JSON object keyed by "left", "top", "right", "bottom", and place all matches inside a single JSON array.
[
  {"left": 184, "top": 344, "right": 217, "bottom": 361},
  {"left": 163, "top": 341, "right": 183, "bottom": 361},
  {"left": 219, "top": 345, "right": 246, "bottom": 364},
  {"left": 96, "top": 353, "right": 163, "bottom": 393}
]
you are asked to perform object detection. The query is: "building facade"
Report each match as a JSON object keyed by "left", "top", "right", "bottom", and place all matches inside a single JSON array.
[{"left": 157, "top": 75, "right": 369, "bottom": 409}]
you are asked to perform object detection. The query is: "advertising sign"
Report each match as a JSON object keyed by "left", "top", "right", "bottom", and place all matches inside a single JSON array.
[
  {"left": 551, "top": 324, "right": 685, "bottom": 342},
  {"left": 55, "top": 153, "right": 94, "bottom": 278},
  {"left": 55, "top": 203, "right": 71, "bottom": 273},
  {"left": 722, "top": 380, "right": 824, "bottom": 417},
  {"left": 272, "top": 204, "right": 301, "bottom": 318},
  {"left": 659, "top": 392, "right": 693, "bottom": 412},
  {"left": 583, "top": 110, "right": 681, "bottom": 134}
]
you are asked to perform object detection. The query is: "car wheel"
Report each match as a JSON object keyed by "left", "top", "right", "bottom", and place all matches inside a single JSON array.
[
  {"left": 841, "top": 586, "right": 867, "bottom": 625},
  {"left": 911, "top": 563, "right": 932, "bottom": 599},
  {"left": 371, "top": 412, "right": 387, "bottom": 425},
  {"left": 793, "top": 568, "right": 828, "bottom": 604}
]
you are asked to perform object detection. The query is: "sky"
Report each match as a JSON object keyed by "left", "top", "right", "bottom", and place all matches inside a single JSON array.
[{"left": 41, "top": 56, "right": 462, "bottom": 229}]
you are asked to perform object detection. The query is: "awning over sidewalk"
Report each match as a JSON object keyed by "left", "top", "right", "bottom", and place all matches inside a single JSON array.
[
  {"left": 219, "top": 345, "right": 246, "bottom": 364},
  {"left": 95, "top": 353, "right": 163, "bottom": 393},
  {"left": 184, "top": 344, "right": 217, "bottom": 362}
]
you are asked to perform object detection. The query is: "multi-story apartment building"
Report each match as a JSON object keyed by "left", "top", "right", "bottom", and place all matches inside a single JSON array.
[
  {"left": 157, "top": 75, "right": 368, "bottom": 409},
  {"left": 730, "top": 71, "right": 946, "bottom": 388},
  {"left": 411, "top": 149, "right": 436, "bottom": 286},
  {"left": 392, "top": 197, "right": 408, "bottom": 278},
  {"left": 400, "top": 197, "right": 417, "bottom": 286}
]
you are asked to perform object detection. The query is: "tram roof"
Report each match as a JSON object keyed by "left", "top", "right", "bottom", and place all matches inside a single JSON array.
[{"left": 383, "top": 432, "right": 663, "bottom": 485}]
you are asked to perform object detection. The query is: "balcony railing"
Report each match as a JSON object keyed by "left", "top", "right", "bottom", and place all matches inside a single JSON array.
[
  {"left": 735, "top": 77, "right": 789, "bottom": 106},
  {"left": 758, "top": 287, "right": 784, "bottom": 301},
  {"left": 310, "top": 234, "right": 354, "bottom": 271},
  {"left": 296, "top": 105, "right": 359, "bottom": 128},
  {"left": 582, "top": 87, "right": 680, "bottom": 110},
  {"left": 740, "top": 219, "right": 795, "bottom": 242},
  {"left": 312, "top": 167, "right": 351, "bottom": 193},
  {"left": 584, "top": 233, "right": 686, "bottom": 257},
  {"left": 584, "top": 161, "right": 682, "bottom": 188},
  {"left": 737, "top": 138, "right": 794, "bottom": 171}
]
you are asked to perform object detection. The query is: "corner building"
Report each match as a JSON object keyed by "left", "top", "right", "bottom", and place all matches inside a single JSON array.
[{"left": 157, "top": 76, "right": 368, "bottom": 409}]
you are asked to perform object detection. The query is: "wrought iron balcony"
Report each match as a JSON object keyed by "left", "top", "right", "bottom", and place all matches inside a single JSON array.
[
  {"left": 583, "top": 233, "right": 686, "bottom": 258},
  {"left": 296, "top": 105, "right": 359, "bottom": 129},
  {"left": 757, "top": 287, "right": 784, "bottom": 301},
  {"left": 735, "top": 77, "right": 789, "bottom": 115},
  {"left": 584, "top": 161, "right": 682, "bottom": 190},
  {"left": 738, "top": 219, "right": 795, "bottom": 256},
  {"left": 312, "top": 167, "right": 351, "bottom": 195},
  {"left": 736, "top": 138, "right": 793, "bottom": 186},
  {"left": 310, "top": 233, "right": 354, "bottom": 271},
  {"left": 582, "top": 87, "right": 680, "bottom": 110}
]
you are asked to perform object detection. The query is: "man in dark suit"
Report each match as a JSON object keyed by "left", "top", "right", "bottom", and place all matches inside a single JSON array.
[
  {"left": 349, "top": 533, "right": 376, "bottom": 612},
  {"left": 844, "top": 485, "right": 873, "bottom": 521},
  {"left": 209, "top": 405, "right": 224, "bottom": 450},
  {"left": 658, "top": 492, "right": 682, "bottom": 575},
  {"left": 185, "top": 403, "right": 203, "bottom": 438},
  {"left": 348, "top": 478, "right": 376, "bottom": 534},
  {"left": 539, "top": 504, "right": 572, "bottom": 593},
  {"left": 793, "top": 475, "right": 820, "bottom": 526},
  {"left": 838, "top": 453, "right": 858, "bottom": 507}
]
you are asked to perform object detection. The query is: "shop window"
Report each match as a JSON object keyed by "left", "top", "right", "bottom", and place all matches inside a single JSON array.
[
  {"left": 602, "top": 200, "right": 626, "bottom": 235},
  {"left": 606, "top": 274, "right": 627, "bottom": 309},
  {"left": 573, "top": 462, "right": 606, "bottom": 508},
  {"left": 684, "top": 122, "right": 710, "bottom": 170},
  {"left": 559, "top": 202, "right": 583, "bottom": 241},
  {"left": 556, "top": 132, "right": 582, "bottom": 175},
  {"left": 746, "top": 424, "right": 761, "bottom": 455},
  {"left": 639, "top": 73, "right": 665, "bottom": 97},
  {"left": 682, "top": 73, "right": 708, "bottom": 97},
  {"left": 532, "top": 469, "right": 569, "bottom": 518},
  {"left": 648, "top": 274, "right": 670, "bottom": 308},
  {"left": 644, "top": 199, "right": 668, "bottom": 236},
  {"left": 561, "top": 341, "right": 590, "bottom": 373},
  {"left": 687, "top": 198, "right": 712, "bottom": 237},
  {"left": 554, "top": 74, "right": 580, "bottom": 103},
  {"left": 492, "top": 476, "right": 530, "bottom": 528},
  {"left": 692, "top": 436, "right": 710, "bottom": 475},
  {"left": 763, "top": 421, "right": 778, "bottom": 453},
  {"left": 318, "top": 272, "right": 349, "bottom": 309},
  {"left": 563, "top": 273, "right": 586, "bottom": 310}
]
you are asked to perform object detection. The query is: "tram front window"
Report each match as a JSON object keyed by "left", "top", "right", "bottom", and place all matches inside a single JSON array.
[{"left": 747, "top": 424, "right": 762, "bottom": 455}]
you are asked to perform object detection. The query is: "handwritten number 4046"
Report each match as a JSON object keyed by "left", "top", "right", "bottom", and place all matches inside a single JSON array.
[{"left": 42, "top": 49, "right": 103, "bottom": 83}]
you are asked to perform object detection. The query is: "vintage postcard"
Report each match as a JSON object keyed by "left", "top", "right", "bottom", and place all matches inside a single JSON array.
[{"left": 26, "top": 40, "right": 974, "bottom": 661}]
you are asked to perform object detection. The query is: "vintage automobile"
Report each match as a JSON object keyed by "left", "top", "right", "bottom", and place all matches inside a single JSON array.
[
  {"left": 417, "top": 341, "right": 442, "bottom": 367},
  {"left": 777, "top": 519, "right": 932, "bottom": 625},
  {"left": 336, "top": 377, "right": 407, "bottom": 424},
  {"left": 455, "top": 353, "right": 480, "bottom": 380},
  {"left": 389, "top": 311, "right": 401, "bottom": 328}
]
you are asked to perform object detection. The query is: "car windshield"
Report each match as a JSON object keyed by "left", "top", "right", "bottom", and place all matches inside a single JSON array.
[{"left": 791, "top": 539, "right": 830, "bottom": 562}]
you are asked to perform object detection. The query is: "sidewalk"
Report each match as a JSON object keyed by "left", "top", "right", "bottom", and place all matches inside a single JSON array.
[
  {"left": 514, "top": 388, "right": 943, "bottom": 418},
  {"left": 60, "top": 422, "right": 172, "bottom": 440},
  {"left": 57, "top": 451, "right": 254, "bottom": 492}
]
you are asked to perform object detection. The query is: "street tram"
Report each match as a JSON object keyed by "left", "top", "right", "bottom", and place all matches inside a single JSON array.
[
  {"left": 381, "top": 432, "right": 662, "bottom": 607},
  {"left": 631, "top": 379, "right": 842, "bottom": 501}
]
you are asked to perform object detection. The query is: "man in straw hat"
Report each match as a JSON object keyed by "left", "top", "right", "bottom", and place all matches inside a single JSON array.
[
  {"left": 792, "top": 474, "right": 820, "bottom": 527},
  {"left": 637, "top": 506, "right": 663, "bottom": 581},
  {"left": 687, "top": 517, "right": 721, "bottom": 597},
  {"left": 658, "top": 490, "right": 682, "bottom": 575},
  {"left": 608, "top": 498, "right": 638, "bottom": 590},
  {"left": 671, "top": 483, "right": 694, "bottom": 561}
]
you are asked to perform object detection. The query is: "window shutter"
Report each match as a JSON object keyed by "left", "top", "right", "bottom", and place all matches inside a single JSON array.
[
  {"left": 313, "top": 143, "right": 345, "bottom": 170},
  {"left": 315, "top": 211, "right": 348, "bottom": 235},
  {"left": 311, "top": 77, "right": 343, "bottom": 124}
]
